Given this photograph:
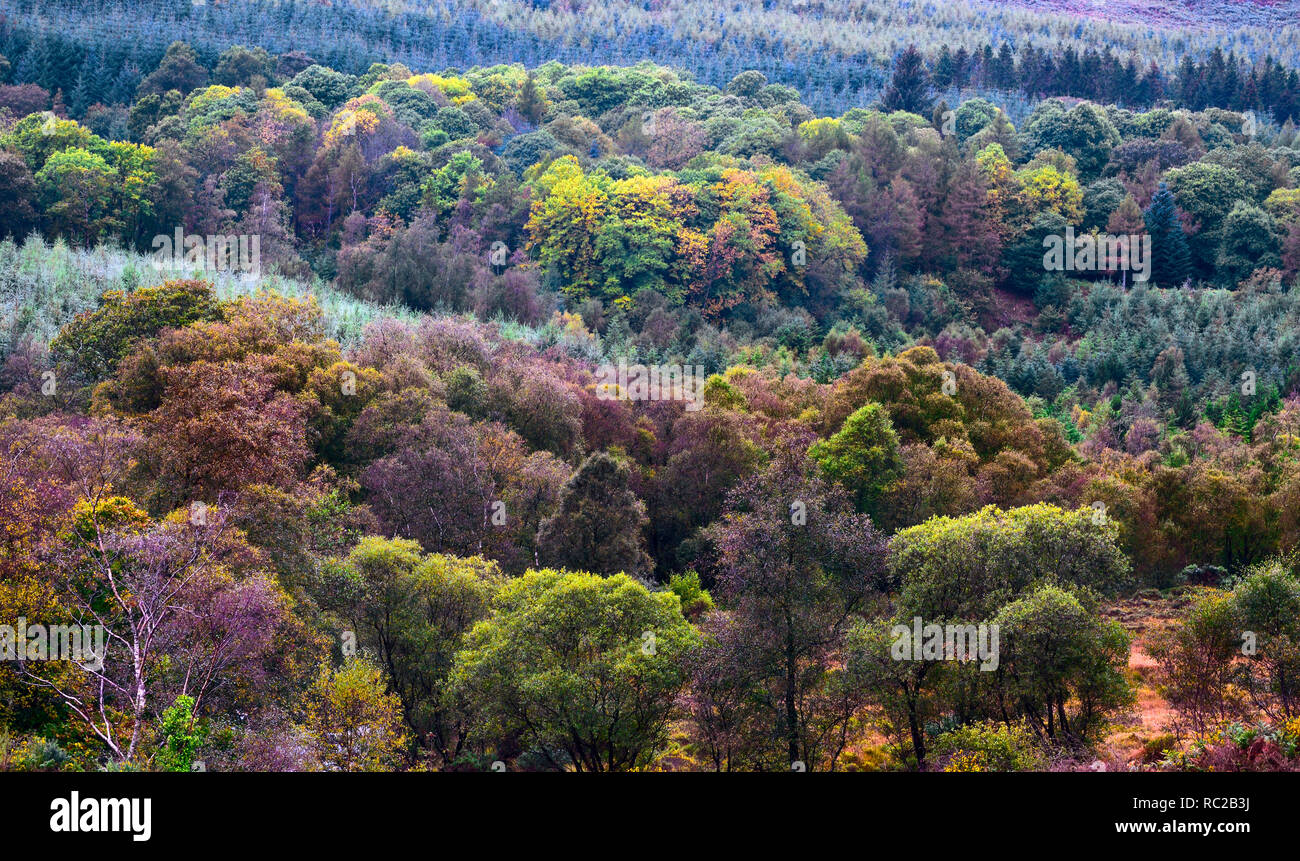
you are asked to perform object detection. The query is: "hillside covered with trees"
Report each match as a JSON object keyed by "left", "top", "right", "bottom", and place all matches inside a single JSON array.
[{"left": 2, "top": 3, "right": 1300, "bottom": 774}]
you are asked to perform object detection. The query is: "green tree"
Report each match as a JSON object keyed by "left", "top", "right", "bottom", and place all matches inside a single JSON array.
[
  {"left": 450, "top": 569, "right": 699, "bottom": 771},
  {"left": 290, "top": 64, "right": 355, "bottom": 110},
  {"left": 1216, "top": 202, "right": 1281, "bottom": 287},
  {"left": 845, "top": 616, "right": 945, "bottom": 766},
  {"left": 881, "top": 45, "right": 932, "bottom": 116},
  {"left": 1232, "top": 559, "right": 1300, "bottom": 719},
  {"left": 891, "top": 503, "right": 1132, "bottom": 622},
  {"left": 154, "top": 695, "right": 205, "bottom": 772},
  {"left": 515, "top": 72, "right": 545, "bottom": 125},
  {"left": 992, "top": 583, "right": 1132, "bottom": 742},
  {"left": 303, "top": 658, "right": 408, "bottom": 772},
  {"left": 35, "top": 147, "right": 118, "bottom": 244},
  {"left": 212, "top": 45, "right": 274, "bottom": 88},
  {"left": 537, "top": 451, "right": 653, "bottom": 578},
  {"left": 138, "top": 41, "right": 208, "bottom": 97},
  {"left": 1144, "top": 182, "right": 1191, "bottom": 287},
  {"left": 809, "top": 402, "right": 903, "bottom": 518},
  {"left": 49, "top": 279, "right": 224, "bottom": 384},
  {"left": 1163, "top": 162, "right": 1250, "bottom": 275},
  {"left": 322, "top": 537, "right": 506, "bottom": 765},
  {"left": 1027, "top": 102, "right": 1119, "bottom": 181}
]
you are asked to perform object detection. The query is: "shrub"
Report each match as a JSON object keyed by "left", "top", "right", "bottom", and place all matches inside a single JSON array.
[{"left": 931, "top": 721, "right": 1047, "bottom": 771}]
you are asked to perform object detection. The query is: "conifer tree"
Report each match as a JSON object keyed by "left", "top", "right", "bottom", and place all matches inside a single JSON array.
[
  {"left": 1144, "top": 182, "right": 1191, "bottom": 287},
  {"left": 536, "top": 451, "right": 652, "bottom": 578},
  {"left": 881, "top": 45, "right": 931, "bottom": 116}
]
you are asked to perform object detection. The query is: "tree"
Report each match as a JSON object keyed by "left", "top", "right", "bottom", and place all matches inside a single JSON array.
[
  {"left": 322, "top": 537, "right": 505, "bottom": 765},
  {"left": 1144, "top": 182, "right": 1191, "bottom": 287},
  {"left": 845, "top": 616, "right": 945, "bottom": 767},
  {"left": 1004, "top": 212, "right": 1068, "bottom": 294},
  {"left": 144, "top": 360, "right": 310, "bottom": 505},
  {"left": 35, "top": 147, "right": 118, "bottom": 245},
  {"left": 450, "top": 569, "right": 698, "bottom": 771},
  {"left": 939, "top": 160, "right": 1000, "bottom": 272},
  {"left": 154, "top": 695, "right": 205, "bottom": 772},
  {"left": 485, "top": 362, "right": 584, "bottom": 457},
  {"left": 501, "top": 129, "right": 562, "bottom": 176},
  {"left": 1163, "top": 162, "right": 1250, "bottom": 275},
  {"left": 515, "top": 72, "right": 546, "bottom": 125},
  {"left": 1014, "top": 164, "right": 1084, "bottom": 228},
  {"left": 290, "top": 64, "right": 355, "bottom": 110},
  {"left": 49, "top": 279, "right": 223, "bottom": 384},
  {"left": 1148, "top": 588, "right": 1245, "bottom": 735},
  {"left": 1105, "top": 193, "right": 1145, "bottom": 237},
  {"left": 22, "top": 495, "right": 284, "bottom": 763},
  {"left": 212, "top": 46, "right": 274, "bottom": 88},
  {"left": 953, "top": 98, "right": 1001, "bottom": 144},
  {"left": 360, "top": 407, "right": 503, "bottom": 558},
  {"left": 891, "top": 503, "right": 1132, "bottom": 622},
  {"left": 809, "top": 402, "right": 903, "bottom": 518},
  {"left": 698, "top": 440, "right": 889, "bottom": 769},
  {"left": 1232, "top": 559, "right": 1300, "bottom": 719},
  {"left": 882, "top": 45, "right": 932, "bottom": 116},
  {"left": 726, "top": 70, "right": 768, "bottom": 100},
  {"left": 303, "top": 658, "right": 407, "bottom": 771},
  {"left": 1027, "top": 102, "right": 1120, "bottom": 181},
  {"left": 537, "top": 451, "right": 652, "bottom": 578},
  {"left": 137, "top": 42, "right": 208, "bottom": 97},
  {"left": 0, "top": 150, "right": 37, "bottom": 239},
  {"left": 524, "top": 156, "right": 609, "bottom": 300},
  {"left": 1284, "top": 218, "right": 1300, "bottom": 278},
  {"left": 645, "top": 108, "right": 707, "bottom": 170},
  {"left": 1216, "top": 202, "right": 1281, "bottom": 287},
  {"left": 649, "top": 408, "right": 763, "bottom": 574},
  {"left": 991, "top": 583, "right": 1132, "bottom": 743}
]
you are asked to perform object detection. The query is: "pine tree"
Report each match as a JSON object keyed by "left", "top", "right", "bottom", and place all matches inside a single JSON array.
[
  {"left": 953, "top": 47, "right": 971, "bottom": 88},
  {"left": 933, "top": 45, "right": 955, "bottom": 89},
  {"left": 70, "top": 46, "right": 106, "bottom": 116},
  {"left": 881, "top": 45, "right": 931, "bottom": 116},
  {"left": 536, "top": 451, "right": 652, "bottom": 578},
  {"left": 516, "top": 72, "right": 544, "bottom": 126},
  {"left": 940, "top": 161, "right": 999, "bottom": 273},
  {"left": 995, "top": 42, "right": 1017, "bottom": 90},
  {"left": 1144, "top": 182, "right": 1191, "bottom": 288}
]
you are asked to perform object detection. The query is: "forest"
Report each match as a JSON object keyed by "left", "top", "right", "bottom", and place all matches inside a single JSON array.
[{"left": 1, "top": 1, "right": 1300, "bottom": 773}]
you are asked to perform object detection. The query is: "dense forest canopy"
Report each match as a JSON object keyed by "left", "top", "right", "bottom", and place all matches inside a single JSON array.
[
  {"left": 2, "top": 0, "right": 1300, "bottom": 775},
  {"left": 2, "top": 0, "right": 1299, "bottom": 117}
]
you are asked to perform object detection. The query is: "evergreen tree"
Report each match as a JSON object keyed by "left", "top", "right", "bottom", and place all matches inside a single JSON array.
[
  {"left": 70, "top": 46, "right": 105, "bottom": 116},
  {"left": 881, "top": 45, "right": 931, "bottom": 116},
  {"left": 516, "top": 72, "right": 544, "bottom": 125},
  {"left": 933, "top": 45, "right": 955, "bottom": 89},
  {"left": 1144, "top": 182, "right": 1191, "bottom": 287},
  {"left": 537, "top": 451, "right": 653, "bottom": 578}
]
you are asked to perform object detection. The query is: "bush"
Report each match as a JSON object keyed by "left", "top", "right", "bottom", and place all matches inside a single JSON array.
[
  {"left": 667, "top": 570, "right": 714, "bottom": 619},
  {"left": 17, "top": 737, "right": 70, "bottom": 771},
  {"left": 931, "top": 721, "right": 1047, "bottom": 771}
]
